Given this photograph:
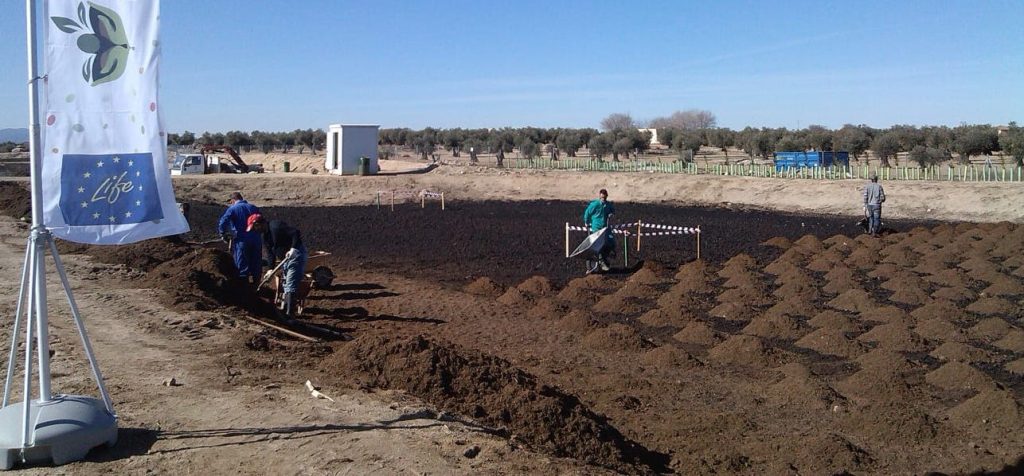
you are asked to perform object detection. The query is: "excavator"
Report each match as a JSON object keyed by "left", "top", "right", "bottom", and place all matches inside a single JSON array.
[{"left": 170, "top": 145, "right": 264, "bottom": 175}]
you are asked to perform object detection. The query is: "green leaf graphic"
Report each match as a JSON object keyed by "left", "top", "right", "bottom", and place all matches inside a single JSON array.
[
  {"left": 77, "top": 2, "right": 87, "bottom": 24},
  {"left": 51, "top": 17, "right": 81, "bottom": 33},
  {"left": 82, "top": 58, "right": 91, "bottom": 82}
]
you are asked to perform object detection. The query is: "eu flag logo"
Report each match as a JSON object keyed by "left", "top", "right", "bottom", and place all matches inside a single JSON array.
[{"left": 59, "top": 153, "right": 164, "bottom": 226}]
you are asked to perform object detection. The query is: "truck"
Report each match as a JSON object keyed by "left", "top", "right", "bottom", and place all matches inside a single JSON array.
[{"left": 170, "top": 145, "right": 264, "bottom": 175}]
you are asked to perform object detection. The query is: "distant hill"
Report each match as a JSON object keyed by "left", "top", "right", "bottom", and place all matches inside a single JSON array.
[{"left": 0, "top": 128, "right": 28, "bottom": 143}]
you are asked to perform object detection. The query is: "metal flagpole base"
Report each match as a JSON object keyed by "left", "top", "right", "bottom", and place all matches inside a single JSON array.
[{"left": 0, "top": 395, "right": 116, "bottom": 470}]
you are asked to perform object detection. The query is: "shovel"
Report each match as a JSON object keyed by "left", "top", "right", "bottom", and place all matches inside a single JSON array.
[{"left": 257, "top": 259, "right": 288, "bottom": 291}]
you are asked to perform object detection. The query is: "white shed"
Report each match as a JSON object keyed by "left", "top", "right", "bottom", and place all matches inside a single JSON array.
[{"left": 325, "top": 124, "right": 380, "bottom": 175}]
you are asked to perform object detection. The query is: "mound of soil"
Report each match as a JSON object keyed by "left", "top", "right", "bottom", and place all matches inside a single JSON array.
[
  {"left": 517, "top": 275, "right": 555, "bottom": 297},
  {"left": 707, "top": 334, "right": 791, "bottom": 367},
  {"left": 559, "top": 309, "right": 602, "bottom": 332},
  {"left": 1004, "top": 358, "right": 1024, "bottom": 375},
  {"left": 828, "top": 289, "right": 877, "bottom": 313},
  {"left": 795, "top": 328, "right": 866, "bottom": 359},
  {"left": 582, "top": 324, "right": 652, "bottom": 353},
  {"left": 555, "top": 284, "right": 601, "bottom": 306},
  {"left": 721, "top": 272, "right": 768, "bottom": 290},
  {"left": 994, "top": 330, "right": 1024, "bottom": 353},
  {"left": 654, "top": 289, "right": 704, "bottom": 312},
  {"left": 592, "top": 293, "right": 648, "bottom": 315},
  {"left": 887, "top": 286, "right": 932, "bottom": 307},
  {"left": 838, "top": 403, "right": 938, "bottom": 445},
  {"left": 763, "top": 259, "right": 804, "bottom": 277},
  {"left": 640, "top": 346, "right": 703, "bottom": 369},
  {"left": 930, "top": 342, "right": 994, "bottom": 364},
  {"left": 835, "top": 350, "right": 918, "bottom": 402},
  {"left": 910, "top": 299, "right": 968, "bottom": 325},
  {"left": 845, "top": 247, "right": 881, "bottom": 270},
  {"left": 917, "top": 318, "right": 971, "bottom": 345},
  {"left": 708, "top": 301, "right": 760, "bottom": 322},
  {"left": 497, "top": 287, "right": 533, "bottom": 307},
  {"left": 765, "top": 363, "right": 843, "bottom": 410},
  {"left": 823, "top": 234, "right": 855, "bottom": 250},
  {"left": 980, "top": 275, "right": 1024, "bottom": 297},
  {"left": 930, "top": 286, "right": 977, "bottom": 304},
  {"left": 808, "top": 310, "right": 861, "bottom": 333},
  {"left": 60, "top": 237, "right": 192, "bottom": 273},
  {"left": 463, "top": 277, "right": 505, "bottom": 297},
  {"left": 948, "top": 390, "right": 1024, "bottom": 433},
  {"left": 966, "top": 297, "right": 1017, "bottom": 316},
  {"left": 775, "top": 280, "right": 822, "bottom": 302},
  {"left": 762, "top": 236, "right": 792, "bottom": 249},
  {"left": 925, "top": 362, "right": 996, "bottom": 392},
  {"left": 742, "top": 313, "right": 809, "bottom": 340},
  {"left": 139, "top": 248, "right": 276, "bottom": 316},
  {"left": 719, "top": 253, "right": 758, "bottom": 273},
  {"left": 857, "top": 323, "right": 929, "bottom": 353},
  {"left": 867, "top": 263, "right": 900, "bottom": 280},
  {"left": 527, "top": 298, "right": 569, "bottom": 320},
  {"left": 764, "top": 299, "right": 818, "bottom": 319},
  {"left": 626, "top": 267, "right": 667, "bottom": 286},
  {"left": 673, "top": 321, "right": 724, "bottom": 346},
  {"left": 715, "top": 286, "right": 774, "bottom": 307},
  {"left": 859, "top": 306, "right": 910, "bottom": 325},
  {"left": 638, "top": 307, "right": 696, "bottom": 328},
  {"left": 340, "top": 335, "right": 668, "bottom": 472},
  {"left": 0, "top": 182, "right": 30, "bottom": 219},
  {"left": 968, "top": 318, "right": 1013, "bottom": 342},
  {"left": 793, "top": 234, "right": 826, "bottom": 253},
  {"left": 823, "top": 270, "right": 860, "bottom": 296},
  {"left": 923, "top": 269, "right": 974, "bottom": 288}
]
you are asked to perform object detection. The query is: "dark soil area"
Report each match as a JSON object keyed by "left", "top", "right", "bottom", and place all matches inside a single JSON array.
[{"left": 182, "top": 199, "right": 938, "bottom": 287}]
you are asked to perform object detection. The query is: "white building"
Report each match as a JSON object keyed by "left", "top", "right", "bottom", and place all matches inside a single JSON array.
[
  {"left": 325, "top": 124, "right": 380, "bottom": 175},
  {"left": 637, "top": 128, "right": 659, "bottom": 146}
]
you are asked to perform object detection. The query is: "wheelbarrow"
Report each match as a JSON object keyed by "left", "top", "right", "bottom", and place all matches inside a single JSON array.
[{"left": 269, "top": 251, "right": 334, "bottom": 316}]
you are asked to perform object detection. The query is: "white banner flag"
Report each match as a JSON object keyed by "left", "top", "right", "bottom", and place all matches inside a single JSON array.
[{"left": 41, "top": 0, "right": 188, "bottom": 244}]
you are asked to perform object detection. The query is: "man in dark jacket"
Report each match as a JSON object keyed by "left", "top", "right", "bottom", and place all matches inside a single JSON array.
[
  {"left": 249, "top": 215, "right": 307, "bottom": 317},
  {"left": 862, "top": 174, "right": 886, "bottom": 236}
]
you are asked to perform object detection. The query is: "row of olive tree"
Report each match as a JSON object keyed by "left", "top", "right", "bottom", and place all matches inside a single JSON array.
[{"left": 166, "top": 128, "right": 325, "bottom": 155}]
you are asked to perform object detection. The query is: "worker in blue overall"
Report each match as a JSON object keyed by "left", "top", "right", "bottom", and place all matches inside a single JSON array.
[
  {"left": 217, "top": 192, "right": 263, "bottom": 285},
  {"left": 583, "top": 188, "right": 615, "bottom": 272},
  {"left": 250, "top": 215, "right": 307, "bottom": 318}
]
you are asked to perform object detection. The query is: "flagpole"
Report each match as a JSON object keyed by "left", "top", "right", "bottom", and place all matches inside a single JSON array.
[
  {"left": 25, "top": 0, "right": 54, "bottom": 405},
  {"left": 0, "top": 0, "right": 117, "bottom": 469}
]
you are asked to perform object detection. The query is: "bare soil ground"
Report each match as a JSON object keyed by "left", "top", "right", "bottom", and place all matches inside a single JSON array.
[{"left": 0, "top": 167, "right": 1023, "bottom": 474}]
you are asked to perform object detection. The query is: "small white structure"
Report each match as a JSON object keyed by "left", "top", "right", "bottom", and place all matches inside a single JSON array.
[{"left": 325, "top": 124, "right": 380, "bottom": 175}]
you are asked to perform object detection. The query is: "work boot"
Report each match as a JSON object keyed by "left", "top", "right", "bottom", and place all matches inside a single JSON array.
[
  {"left": 283, "top": 292, "right": 295, "bottom": 318},
  {"left": 599, "top": 260, "right": 610, "bottom": 272}
]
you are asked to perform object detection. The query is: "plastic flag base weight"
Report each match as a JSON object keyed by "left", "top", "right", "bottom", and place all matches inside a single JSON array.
[{"left": 0, "top": 395, "right": 116, "bottom": 470}]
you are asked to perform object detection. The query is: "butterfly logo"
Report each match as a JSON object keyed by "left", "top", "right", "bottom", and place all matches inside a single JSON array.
[{"left": 51, "top": 2, "right": 131, "bottom": 86}]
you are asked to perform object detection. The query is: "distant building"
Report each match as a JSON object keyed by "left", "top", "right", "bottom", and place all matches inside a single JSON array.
[
  {"left": 637, "top": 128, "right": 659, "bottom": 146},
  {"left": 996, "top": 125, "right": 1010, "bottom": 135}
]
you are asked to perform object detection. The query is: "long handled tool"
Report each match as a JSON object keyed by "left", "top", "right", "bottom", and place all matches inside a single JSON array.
[{"left": 257, "top": 258, "right": 288, "bottom": 291}]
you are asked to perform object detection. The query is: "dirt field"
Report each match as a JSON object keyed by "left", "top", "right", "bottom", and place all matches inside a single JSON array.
[{"left": 0, "top": 168, "right": 1023, "bottom": 474}]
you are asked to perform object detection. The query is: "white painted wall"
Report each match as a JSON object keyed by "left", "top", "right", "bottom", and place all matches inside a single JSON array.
[{"left": 325, "top": 124, "right": 380, "bottom": 175}]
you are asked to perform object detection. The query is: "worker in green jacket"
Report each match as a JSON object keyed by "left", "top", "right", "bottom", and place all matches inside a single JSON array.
[{"left": 583, "top": 189, "right": 615, "bottom": 271}]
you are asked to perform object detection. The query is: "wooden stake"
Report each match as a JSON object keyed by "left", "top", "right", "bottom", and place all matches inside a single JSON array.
[
  {"left": 391, "top": 190, "right": 395, "bottom": 211},
  {"left": 696, "top": 230, "right": 701, "bottom": 260},
  {"left": 565, "top": 222, "right": 570, "bottom": 258},
  {"left": 421, "top": 194, "right": 425, "bottom": 208},
  {"left": 238, "top": 314, "right": 318, "bottom": 342},
  {"left": 636, "top": 220, "right": 642, "bottom": 252},
  {"left": 441, "top": 193, "right": 445, "bottom": 210}
]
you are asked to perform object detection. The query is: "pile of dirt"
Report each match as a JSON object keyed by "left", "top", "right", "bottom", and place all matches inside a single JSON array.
[
  {"left": 526, "top": 298, "right": 569, "bottom": 320},
  {"left": 765, "top": 363, "right": 844, "bottom": 410},
  {"left": 980, "top": 274, "right": 1024, "bottom": 297},
  {"left": 592, "top": 293, "right": 648, "bottom": 315},
  {"left": 911, "top": 300, "right": 969, "bottom": 324},
  {"left": 59, "top": 237, "right": 191, "bottom": 272},
  {"left": 707, "top": 334, "right": 792, "bottom": 367},
  {"left": 808, "top": 310, "right": 861, "bottom": 333},
  {"left": 517, "top": 275, "right": 555, "bottom": 297},
  {"left": 859, "top": 305, "right": 910, "bottom": 325},
  {"left": 994, "top": 330, "right": 1024, "bottom": 353},
  {"left": 857, "top": 323, "right": 929, "bottom": 353},
  {"left": 0, "top": 182, "right": 30, "bottom": 219},
  {"left": 930, "top": 341, "right": 994, "bottom": 364},
  {"left": 794, "top": 328, "right": 866, "bottom": 359},
  {"left": 640, "top": 345, "right": 703, "bottom": 369},
  {"left": 672, "top": 260, "right": 717, "bottom": 294},
  {"left": 638, "top": 307, "right": 696, "bottom": 328},
  {"left": 762, "top": 236, "right": 792, "bottom": 249},
  {"left": 967, "top": 318, "right": 1013, "bottom": 342},
  {"left": 966, "top": 297, "right": 1017, "bottom": 316},
  {"left": 139, "top": 247, "right": 277, "bottom": 316},
  {"left": 463, "top": 277, "right": 504, "bottom": 297},
  {"left": 673, "top": 321, "right": 724, "bottom": 346},
  {"left": 340, "top": 334, "right": 668, "bottom": 472},
  {"left": 931, "top": 286, "right": 977, "bottom": 303},
  {"left": 914, "top": 318, "right": 966, "bottom": 343},
  {"left": 559, "top": 309, "right": 603, "bottom": 332},
  {"left": 581, "top": 324, "right": 652, "bottom": 353},
  {"left": 948, "top": 390, "right": 1024, "bottom": 433},
  {"left": 924, "top": 362, "right": 996, "bottom": 392},
  {"left": 835, "top": 350, "right": 919, "bottom": 402},
  {"left": 742, "top": 313, "right": 809, "bottom": 340},
  {"left": 828, "top": 289, "right": 877, "bottom": 313}
]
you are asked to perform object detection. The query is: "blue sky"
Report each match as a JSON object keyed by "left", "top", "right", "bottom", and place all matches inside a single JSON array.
[{"left": 1, "top": 0, "right": 1021, "bottom": 133}]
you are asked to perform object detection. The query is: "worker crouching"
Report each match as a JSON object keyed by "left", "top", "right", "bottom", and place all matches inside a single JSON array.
[{"left": 248, "top": 214, "right": 308, "bottom": 319}]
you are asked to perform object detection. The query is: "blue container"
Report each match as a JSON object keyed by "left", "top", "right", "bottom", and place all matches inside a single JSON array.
[{"left": 774, "top": 151, "right": 849, "bottom": 170}]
